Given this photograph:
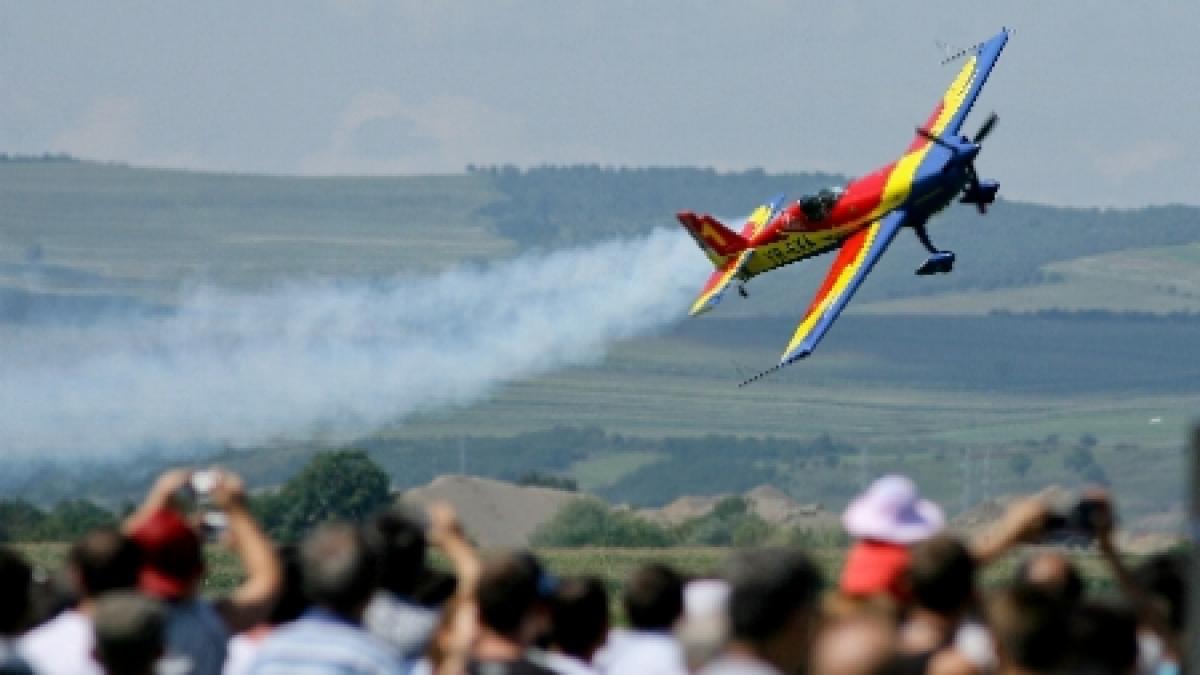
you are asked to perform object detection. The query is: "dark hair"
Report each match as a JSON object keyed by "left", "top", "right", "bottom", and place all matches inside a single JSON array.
[
  {"left": 365, "top": 506, "right": 427, "bottom": 597},
  {"left": 726, "top": 548, "right": 822, "bottom": 644},
  {"left": 1065, "top": 601, "right": 1139, "bottom": 675},
  {"left": 551, "top": 576, "right": 609, "bottom": 658},
  {"left": 0, "top": 547, "right": 32, "bottom": 634},
  {"left": 907, "top": 535, "right": 976, "bottom": 614},
  {"left": 624, "top": 563, "right": 684, "bottom": 631},
  {"left": 1015, "top": 551, "right": 1084, "bottom": 608},
  {"left": 93, "top": 591, "right": 166, "bottom": 675},
  {"left": 476, "top": 553, "right": 541, "bottom": 639},
  {"left": 989, "top": 586, "right": 1069, "bottom": 673},
  {"left": 1134, "top": 551, "right": 1186, "bottom": 633},
  {"left": 300, "top": 523, "right": 378, "bottom": 618},
  {"left": 268, "top": 545, "right": 310, "bottom": 625},
  {"left": 70, "top": 527, "right": 142, "bottom": 597}
]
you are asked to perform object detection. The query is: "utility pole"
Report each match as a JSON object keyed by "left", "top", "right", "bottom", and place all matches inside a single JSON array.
[
  {"left": 982, "top": 447, "right": 992, "bottom": 503},
  {"left": 1186, "top": 425, "right": 1200, "bottom": 672},
  {"left": 860, "top": 444, "right": 869, "bottom": 489},
  {"left": 961, "top": 449, "right": 972, "bottom": 514}
]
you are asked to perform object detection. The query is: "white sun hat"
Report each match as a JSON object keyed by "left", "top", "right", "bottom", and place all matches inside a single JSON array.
[{"left": 842, "top": 474, "right": 945, "bottom": 544}]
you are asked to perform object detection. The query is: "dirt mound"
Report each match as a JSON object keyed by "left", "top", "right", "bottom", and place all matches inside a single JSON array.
[
  {"left": 643, "top": 484, "right": 838, "bottom": 529},
  {"left": 645, "top": 495, "right": 721, "bottom": 525},
  {"left": 402, "top": 475, "right": 580, "bottom": 549}
]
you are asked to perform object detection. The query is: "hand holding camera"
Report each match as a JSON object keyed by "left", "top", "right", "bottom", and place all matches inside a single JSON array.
[{"left": 1040, "top": 489, "right": 1115, "bottom": 545}]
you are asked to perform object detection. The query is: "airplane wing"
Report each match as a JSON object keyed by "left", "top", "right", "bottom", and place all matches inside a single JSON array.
[
  {"left": 736, "top": 209, "right": 912, "bottom": 388},
  {"left": 910, "top": 29, "right": 1009, "bottom": 148}
]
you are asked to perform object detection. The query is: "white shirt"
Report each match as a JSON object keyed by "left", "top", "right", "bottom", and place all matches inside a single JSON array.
[
  {"left": 697, "top": 655, "right": 783, "bottom": 675},
  {"left": 248, "top": 611, "right": 404, "bottom": 675},
  {"left": 543, "top": 652, "right": 597, "bottom": 675},
  {"left": 364, "top": 590, "right": 438, "bottom": 663},
  {"left": 600, "top": 630, "right": 686, "bottom": 675},
  {"left": 223, "top": 630, "right": 273, "bottom": 675},
  {"left": 19, "top": 609, "right": 102, "bottom": 675}
]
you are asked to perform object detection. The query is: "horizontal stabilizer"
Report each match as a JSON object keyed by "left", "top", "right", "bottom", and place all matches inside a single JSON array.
[
  {"left": 683, "top": 195, "right": 785, "bottom": 316},
  {"left": 677, "top": 212, "right": 747, "bottom": 260}
]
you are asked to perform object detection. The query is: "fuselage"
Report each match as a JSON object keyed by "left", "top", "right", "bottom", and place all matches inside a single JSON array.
[{"left": 747, "top": 137, "right": 976, "bottom": 251}]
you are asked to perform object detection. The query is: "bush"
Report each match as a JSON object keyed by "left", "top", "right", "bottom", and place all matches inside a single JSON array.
[
  {"left": 1008, "top": 453, "right": 1033, "bottom": 478},
  {"left": 253, "top": 450, "right": 392, "bottom": 542},
  {"left": 516, "top": 471, "right": 578, "bottom": 492},
  {"left": 0, "top": 498, "right": 116, "bottom": 542},
  {"left": 531, "top": 499, "right": 674, "bottom": 548},
  {"left": 674, "top": 497, "right": 771, "bottom": 547}
]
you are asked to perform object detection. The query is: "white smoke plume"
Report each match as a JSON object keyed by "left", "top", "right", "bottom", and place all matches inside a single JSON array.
[{"left": 0, "top": 228, "right": 708, "bottom": 460}]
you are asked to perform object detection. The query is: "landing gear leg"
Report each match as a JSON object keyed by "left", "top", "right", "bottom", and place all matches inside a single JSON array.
[
  {"left": 738, "top": 284, "right": 749, "bottom": 298},
  {"left": 913, "top": 224, "right": 955, "bottom": 275}
]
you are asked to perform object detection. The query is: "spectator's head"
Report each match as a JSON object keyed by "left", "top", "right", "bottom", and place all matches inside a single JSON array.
[
  {"left": 1134, "top": 551, "right": 1186, "bottom": 638},
  {"left": 268, "top": 545, "right": 310, "bottom": 626},
  {"left": 1065, "top": 602, "right": 1139, "bottom": 675},
  {"left": 811, "top": 614, "right": 896, "bottom": 675},
  {"left": 842, "top": 475, "right": 944, "bottom": 545},
  {"left": 1015, "top": 551, "right": 1084, "bottom": 608},
  {"left": 0, "top": 546, "right": 32, "bottom": 635},
  {"left": 129, "top": 508, "right": 204, "bottom": 601},
  {"left": 300, "top": 522, "right": 378, "bottom": 620},
  {"left": 70, "top": 527, "right": 142, "bottom": 601},
  {"left": 988, "top": 586, "right": 1069, "bottom": 674},
  {"left": 366, "top": 504, "right": 428, "bottom": 597},
  {"left": 476, "top": 553, "right": 545, "bottom": 645},
  {"left": 906, "top": 535, "right": 976, "bottom": 616},
  {"left": 549, "top": 576, "right": 609, "bottom": 661},
  {"left": 679, "top": 579, "right": 732, "bottom": 671},
  {"left": 726, "top": 548, "right": 824, "bottom": 673},
  {"left": 92, "top": 591, "right": 166, "bottom": 675},
  {"left": 623, "top": 562, "right": 684, "bottom": 631}
]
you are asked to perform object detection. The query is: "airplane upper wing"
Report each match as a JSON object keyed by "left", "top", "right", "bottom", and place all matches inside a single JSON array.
[
  {"left": 909, "top": 29, "right": 1009, "bottom": 149},
  {"left": 778, "top": 209, "right": 911, "bottom": 364}
]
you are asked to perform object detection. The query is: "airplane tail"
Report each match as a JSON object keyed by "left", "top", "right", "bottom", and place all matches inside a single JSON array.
[
  {"left": 676, "top": 212, "right": 748, "bottom": 267},
  {"left": 679, "top": 195, "right": 785, "bottom": 316}
]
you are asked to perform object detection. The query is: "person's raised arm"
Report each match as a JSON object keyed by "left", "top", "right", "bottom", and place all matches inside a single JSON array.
[
  {"left": 209, "top": 469, "right": 282, "bottom": 633},
  {"left": 123, "top": 469, "right": 192, "bottom": 534},
  {"left": 970, "top": 494, "right": 1049, "bottom": 566},
  {"left": 426, "top": 502, "right": 481, "bottom": 675},
  {"left": 1090, "top": 490, "right": 1177, "bottom": 656},
  {"left": 428, "top": 502, "right": 480, "bottom": 599}
]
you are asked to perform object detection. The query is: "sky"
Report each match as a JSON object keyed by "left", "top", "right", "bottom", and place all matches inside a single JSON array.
[{"left": 1, "top": 1, "right": 1196, "bottom": 208}]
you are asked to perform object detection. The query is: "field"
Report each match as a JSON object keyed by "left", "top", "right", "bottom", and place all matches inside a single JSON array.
[
  {"left": 13, "top": 543, "right": 1133, "bottom": 602},
  {"left": 859, "top": 243, "right": 1200, "bottom": 316},
  {"left": 1, "top": 160, "right": 1198, "bottom": 522}
]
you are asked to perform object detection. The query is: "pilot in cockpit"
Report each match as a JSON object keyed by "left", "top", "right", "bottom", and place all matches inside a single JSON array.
[{"left": 797, "top": 187, "right": 844, "bottom": 222}]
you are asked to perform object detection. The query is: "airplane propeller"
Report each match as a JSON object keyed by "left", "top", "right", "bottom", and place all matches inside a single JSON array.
[
  {"left": 914, "top": 112, "right": 1000, "bottom": 214},
  {"left": 973, "top": 112, "right": 998, "bottom": 144}
]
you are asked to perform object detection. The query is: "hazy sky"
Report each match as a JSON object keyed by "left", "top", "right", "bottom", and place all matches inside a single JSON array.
[{"left": 1, "top": 1, "right": 1195, "bottom": 207}]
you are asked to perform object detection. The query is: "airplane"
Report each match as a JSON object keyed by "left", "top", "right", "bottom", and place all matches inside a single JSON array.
[{"left": 677, "top": 29, "right": 1010, "bottom": 386}]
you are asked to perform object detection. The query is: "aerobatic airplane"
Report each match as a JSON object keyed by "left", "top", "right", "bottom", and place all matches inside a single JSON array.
[{"left": 678, "top": 29, "right": 1010, "bottom": 385}]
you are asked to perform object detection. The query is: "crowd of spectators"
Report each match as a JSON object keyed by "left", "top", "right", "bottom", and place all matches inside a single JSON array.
[{"left": 0, "top": 467, "right": 1189, "bottom": 675}]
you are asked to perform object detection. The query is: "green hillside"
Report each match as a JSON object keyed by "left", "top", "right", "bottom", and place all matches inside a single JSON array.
[{"left": 1, "top": 159, "right": 1197, "bottom": 520}]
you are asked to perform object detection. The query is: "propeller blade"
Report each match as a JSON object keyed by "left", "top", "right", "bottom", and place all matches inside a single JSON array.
[
  {"left": 916, "top": 127, "right": 957, "bottom": 152},
  {"left": 973, "top": 113, "right": 998, "bottom": 144}
]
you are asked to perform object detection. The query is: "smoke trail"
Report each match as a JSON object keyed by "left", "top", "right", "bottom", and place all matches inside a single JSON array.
[{"left": 0, "top": 228, "right": 708, "bottom": 460}]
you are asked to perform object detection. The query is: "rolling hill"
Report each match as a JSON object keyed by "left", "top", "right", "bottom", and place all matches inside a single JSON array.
[{"left": 1, "top": 158, "right": 1197, "bottom": 519}]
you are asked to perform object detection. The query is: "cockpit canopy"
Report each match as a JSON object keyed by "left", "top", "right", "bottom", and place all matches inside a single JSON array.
[{"left": 798, "top": 187, "right": 843, "bottom": 222}]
